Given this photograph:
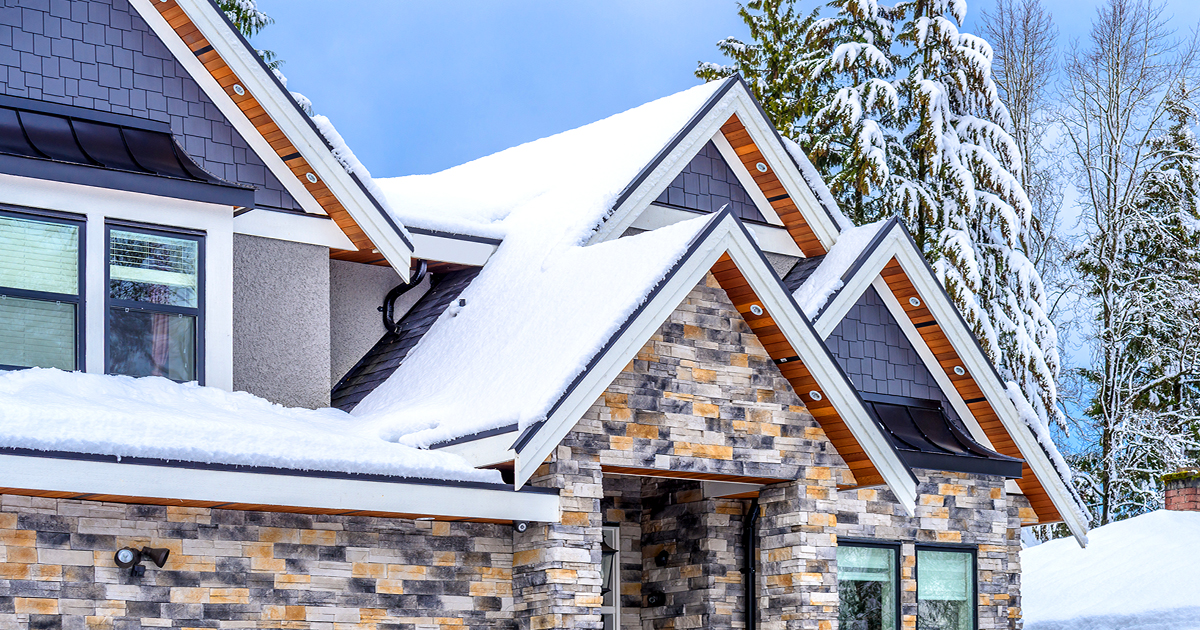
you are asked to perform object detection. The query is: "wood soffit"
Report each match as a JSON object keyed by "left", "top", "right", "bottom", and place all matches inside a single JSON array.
[
  {"left": 153, "top": 1, "right": 387, "bottom": 265},
  {"left": 878, "top": 258, "right": 1061, "bottom": 525},
  {"left": 719, "top": 114, "right": 828, "bottom": 258}
]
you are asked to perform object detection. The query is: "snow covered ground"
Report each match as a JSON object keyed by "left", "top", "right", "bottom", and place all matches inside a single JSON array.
[
  {"left": 0, "top": 368, "right": 500, "bottom": 484},
  {"left": 1021, "top": 510, "right": 1200, "bottom": 630}
]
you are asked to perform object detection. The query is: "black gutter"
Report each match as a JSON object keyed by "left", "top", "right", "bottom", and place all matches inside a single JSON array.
[
  {"left": 744, "top": 497, "right": 760, "bottom": 630},
  {"left": 407, "top": 226, "right": 504, "bottom": 246},
  {"left": 430, "top": 423, "right": 519, "bottom": 449},
  {"left": 199, "top": 0, "right": 414, "bottom": 251},
  {"left": 0, "top": 447, "right": 558, "bottom": 494},
  {"left": 511, "top": 207, "right": 733, "bottom": 453},
  {"left": 807, "top": 217, "right": 900, "bottom": 322}
]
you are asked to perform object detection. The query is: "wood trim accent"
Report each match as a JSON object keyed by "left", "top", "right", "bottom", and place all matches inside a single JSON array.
[
  {"left": 719, "top": 115, "right": 827, "bottom": 257},
  {"left": 877, "top": 258, "right": 1062, "bottom": 524},
  {"left": 709, "top": 253, "right": 883, "bottom": 488},
  {"left": 152, "top": 0, "right": 377, "bottom": 259},
  {"left": 0, "top": 487, "right": 508, "bottom": 523},
  {"left": 600, "top": 465, "right": 785, "bottom": 486}
]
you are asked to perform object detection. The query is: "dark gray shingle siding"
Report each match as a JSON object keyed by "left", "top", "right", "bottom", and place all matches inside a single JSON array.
[
  {"left": 0, "top": 0, "right": 301, "bottom": 211},
  {"left": 654, "top": 140, "right": 765, "bottom": 223},
  {"left": 825, "top": 286, "right": 962, "bottom": 423}
]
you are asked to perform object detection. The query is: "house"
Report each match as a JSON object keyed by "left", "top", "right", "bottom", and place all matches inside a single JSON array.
[
  {"left": 0, "top": 1, "right": 1088, "bottom": 628},
  {"left": 1021, "top": 470, "right": 1200, "bottom": 630}
]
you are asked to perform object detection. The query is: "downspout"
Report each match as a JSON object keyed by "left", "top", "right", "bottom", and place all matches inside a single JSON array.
[
  {"left": 380, "top": 260, "right": 428, "bottom": 334},
  {"left": 744, "top": 497, "right": 760, "bottom": 630}
]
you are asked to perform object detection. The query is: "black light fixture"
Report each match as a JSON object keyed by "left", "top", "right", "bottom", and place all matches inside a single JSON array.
[{"left": 114, "top": 546, "right": 170, "bottom": 576}]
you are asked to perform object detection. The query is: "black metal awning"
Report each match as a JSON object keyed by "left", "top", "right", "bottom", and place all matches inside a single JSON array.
[
  {"left": 0, "top": 94, "right": 253, "bottom": 207},
  {"left": 863, "top": 392, "right": 1024, "bottom": 478}
]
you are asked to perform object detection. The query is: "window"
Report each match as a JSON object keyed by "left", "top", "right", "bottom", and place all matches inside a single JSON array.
[
  {"left": 600, "top": 526, "right": 620, "bottom": 630},
  {"left": 105, "top": 223, "right": 203, "bottom": 383},
  {"left": 916, "top": 547, "right": 976, "bottom": 630},
  {"left": 0, "top": 209, "right": 84, "bottom": 370},
  {"left": 838, "top": 542, "right": 900, "bottom": 630}
]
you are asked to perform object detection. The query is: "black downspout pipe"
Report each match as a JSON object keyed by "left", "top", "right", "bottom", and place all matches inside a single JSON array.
[
  {"left": 380, "top": 260, "right": 428, "bottom": 334},
  {"left": 744, "top": 498, "right": 760, "bottom": 630}
]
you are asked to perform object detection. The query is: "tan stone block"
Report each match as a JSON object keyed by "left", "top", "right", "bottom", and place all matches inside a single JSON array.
[
  {"left": 806, "top": 467, "right": 832, "bottom": 480},
  {"left": 388, "top": 564, "right": 427, "bottom": 580},
  {"left": 243, "top": 542, "right": 273, "bottom": 558},
  {"left": 808, "top": 513, "right": 836, "bottom": 527},
  {"left": 693, "top": 403, "right": 719, "bottom": 418},
  {"left": 29, "top": 564, "right": 61, "bottom": 581},
  {"left": 14, "top": 597, "right": 58, "bottom": 615},
  {"left": 259, "top": 527, "right": 299, "bottom": 544},
  {"left": 857, "top": 488, "right": 878, "bottom": 501},
  {"left": 575, "top": 593, "right": 603, "bottom": 607},
  {"left": 693, "top": 368, "right": 716, "bottom": 383},
  {"left": 604, "top": 392, "right": 628, "bottom": 408},
  {"left": 275, "top": 574, "right": 311, "bottom": 586},
  {"left": 609, "top": 436, "right": 633, "bottom": 451},
  {"left": 84, "top": 616, "right": 113, "bottom": 630},
  {"left": 611, "top": 407, "right": 634, "bottom": 422},
  {"left": 251, "top": 557, "right": 286, "bottom": 573},
  {"left": 0, "top": 513, "right": 17, "bottom": 529},
  {"left": 0, "top": 562, "right": 28, "bottom": 579},
  {"left": 561, "top": 511, "right": 590, "bottom": 527},
  {"left": 761, "top": 423, "right": 781, "bottom": 437},
  {"left": 377, "top": 579, "right": 404, "bottom": 594},
  {"left": 170, "top": 588, "right": 208, "bottom": 604},
  {"left": 920, "top": 495, "right": 945, "bottom": 506},
  {"left": 469, "top": 581, "right": 498, "bottom": 597},
  {"left": 433, "top": 551, "right": 456, "bottom": 566},
  {"left": 210, "top": 588, "right": 249, "bottom": 604},
  {"left": 352, "top": 562, "right": 386, "bottom": 579},
  {"left": 680, "top": 565, "right": 701, "bottom": 579},
  {"left": 938, "top": 483, "right": 967, "bottom": 496},
  {"left": 299, "top": 529, "right": 337, "bottom": 546},
  {"left": 683, "top": 324, "right": 704, "bottom": 339},
  {"left": 731, "top": 353, "right": 749, "bottom": 368},
  {"left": 767, "top": 548, "right": 792, "bottom": 562},
  {"left": 530, "top": 615, "right": 562, "bottom": 630},
  {"left": 432, "top": 521, "right": 451, "bottom": 536},
  {"left": 936, "top": 531, "right": 963, "bottom": 543},
  {"left": 0, "top": 530, "right": 35, "bottom": 547},
  {"left": 626, "top": 424, "right": 658, "bottom": 439},
  {"left": 990, "top": 487, "right": 1004, "bottom": 499}
]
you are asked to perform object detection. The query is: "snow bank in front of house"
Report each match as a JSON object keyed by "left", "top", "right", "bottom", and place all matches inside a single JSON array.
[
  {"left": 793, "top": 219, "right": 888, "bottom": 317},
  {"left": 352, "top": 214, "right": 714, "bottom": 448},
  {"left": 375, "top": 81, "right": 725, "bottom": 241},
  {"left": 0, "top": 368, "right": 498, "bottom": 484},
  {"left": 1022, "top": 510, "right": 1200, "bottom": 630}
]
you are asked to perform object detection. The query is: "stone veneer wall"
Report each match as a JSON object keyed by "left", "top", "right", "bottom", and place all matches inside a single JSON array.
[
  {"left": 836, "top": 471, "right": 1030, "bottom": 630},
  {"left": 0, "top": 494, "right": 515, "bottom": 629}
]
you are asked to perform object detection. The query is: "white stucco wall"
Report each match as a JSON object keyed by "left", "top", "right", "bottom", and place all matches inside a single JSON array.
[{"left": 329, "top": 260, "right": 430, "bottom": 386}]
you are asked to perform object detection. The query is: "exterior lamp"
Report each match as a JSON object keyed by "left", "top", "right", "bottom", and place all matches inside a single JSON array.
[{"left": 114, "top": 546, "right": 170, "bottom": 576}]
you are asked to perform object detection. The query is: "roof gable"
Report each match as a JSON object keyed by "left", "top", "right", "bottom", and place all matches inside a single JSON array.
[
  {"left": 653, "top": 139, "right": 766, "bottom": 223},
  {"left": 131, "top": 0, "right": 412, "bottom": 274},
  {"left": 796, "top": 218, "right": 1089, "bottom": 544}
]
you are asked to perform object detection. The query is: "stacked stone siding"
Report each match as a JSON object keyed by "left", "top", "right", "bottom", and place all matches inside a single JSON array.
[
  {"left": 0, "top": 494, "right": 514, "bottom": 629},
  {"left": 836, "top": 472, "right": 1029, "bottom": 630}
]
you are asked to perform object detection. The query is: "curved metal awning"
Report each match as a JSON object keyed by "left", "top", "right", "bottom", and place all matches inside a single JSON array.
[{"left": 0, "top": 94, "right": 253, "bottom": 207}]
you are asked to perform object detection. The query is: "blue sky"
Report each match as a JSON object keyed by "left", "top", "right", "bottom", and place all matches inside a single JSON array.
[{"left": 254, "top": 0, "right": 1200, "bottom": 178}]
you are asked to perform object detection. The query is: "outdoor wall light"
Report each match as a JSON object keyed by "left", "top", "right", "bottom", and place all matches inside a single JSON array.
[
  {"left": 756, "top": 162, "right": 769, "bottom": 173},
  {"left": 953, "top": 365, "right": 966, "bottom": 376},
  {"left": 809, "top": 390, "right": 823, "bottom": 401},
  {"left": 114, "top": 546, "right": 170, "bottom": 577},
  {"left": 231, "top": 84, "right": 245, "bottom": 96},
  {"left": 909, "top": 297, "right": 922, "bottom": 307},
  {"left": 514, "top": 521, "right": 529, "bottom": 533},
  {"left": 749, "top": 304, "right": 764, "bottom": 316}
]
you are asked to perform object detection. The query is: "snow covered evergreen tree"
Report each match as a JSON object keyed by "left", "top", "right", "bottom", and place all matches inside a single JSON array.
[
  {"left": 700, "top": 0, "right": 1065, "bottom": 446},
  {"left": 218, "top": 0, "right": 281, "bottom": 70}
]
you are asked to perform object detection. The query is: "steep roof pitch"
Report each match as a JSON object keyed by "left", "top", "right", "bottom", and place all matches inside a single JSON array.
[
  {"left": 794, "top": 218, "right": 1090, "bottom": 544},
  {"left": 129, "top": 0, "right": 412, "bottom": 273}
]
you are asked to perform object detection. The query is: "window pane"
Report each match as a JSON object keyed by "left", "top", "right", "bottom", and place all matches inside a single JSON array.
[
  {"left": 838, "top": 545, "right": 897, "bottom": 630},
  {"left": 0, "top": 296, "right": 75, "bottom": 369},
  {"left": 109, "top": 229, "right": 198, "bottom": 308},
  {"left": 0, "top": 215, "right": 79, "bottom": 295},
  {"left": 917, "top": 550, "right": 973, "bottom": 630},
  {"left": 106, "top": 308, "right": 195, "bottom": 381}
]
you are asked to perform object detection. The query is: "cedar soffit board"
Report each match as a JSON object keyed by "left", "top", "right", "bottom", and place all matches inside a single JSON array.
[
  {"left": 719, "top": 114, "right": 828, "bottom": 258},
  {"left": 877, "top": 258, "right": 1062, "bottom": 524},
  {"left": 710, "top": 252, "right": 884, "bottom": 488},
  {"left": 152, "top": 0, "right": 385, "bottom": 264}
]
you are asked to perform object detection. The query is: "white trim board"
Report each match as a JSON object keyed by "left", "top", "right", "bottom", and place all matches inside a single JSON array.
[
  {"left": 514, "top": 211, "right": 918, "bottom": 515},
  {"left": 409, "top": 232, "right": 499, "bottom": 267},
  {"left": 234, "top": 210, "right": 355, "bottom": 250},
  {"left": 130, "top": 0, "right": 413, "bottom": 279},
  {"left": 633, "top": 204, "right": 803, "bottom": 257},
  {"left": 0, "top": 454, "right": 560, "bottom": 523}
]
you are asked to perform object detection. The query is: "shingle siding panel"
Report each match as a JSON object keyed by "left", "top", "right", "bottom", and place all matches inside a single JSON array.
[
  {"left": 654, "top": 140, "right": 767, "bottom": 223},
  {"left": 2, "top": 0, "right": 302, "bottom": 212}
]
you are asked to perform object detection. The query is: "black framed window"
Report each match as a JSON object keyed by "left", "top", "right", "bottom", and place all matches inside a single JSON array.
[
  {"left": 105, "top": 222, "right": 204, "bottom": 383},
  {"left": 838, "top": 541, "right": 900, "bottom": 630},
  {"left": 916, "top": 546, "right": 977, "bottom": 630},
  {"left": 0, "top": 208, "right": 85, "bottom": 371}
]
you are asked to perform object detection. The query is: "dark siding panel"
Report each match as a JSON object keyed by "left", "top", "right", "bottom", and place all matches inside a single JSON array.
[
  {"left": 825, "top": 286, "right": 965, "bottom": 425},
  {"left": 331, "top": 268, "right": 481, "bottom": 412},
  {"left": 781, "top": 254, "right": 825, "bottom": 293},
  {"left": 654, "top": 140, "right": 765, "bottom": 223},
  {"left": 0, "top": 0, "right": 301, "bottom": 211}
]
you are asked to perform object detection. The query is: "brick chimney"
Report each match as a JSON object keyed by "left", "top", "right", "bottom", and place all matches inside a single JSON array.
[{"left": 1164, "top": 468, "right": 1200, "bottom": 511}]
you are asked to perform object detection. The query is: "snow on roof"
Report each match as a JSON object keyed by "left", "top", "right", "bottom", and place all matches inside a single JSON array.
[
  {"left": 1021, "top": 510, "right": 1200, "bottom": 629},
  {"left": 781, "top": 136, "right": 854, "bottom": 231},
  {"left": 375, "top": 81, "right": 726, "bottom": 240},
  {"left": 350, "top": 213, "right": 716, "bottom": 448},
  {"left": 792, "top": 219, "right": 889, "bottom": 317},
  {"left": 0, "top": 368, "right": 498, "bottom": 484}
]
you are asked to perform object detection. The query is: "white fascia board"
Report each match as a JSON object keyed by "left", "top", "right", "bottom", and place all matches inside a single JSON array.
[
  {"left": 234, "top": 210, "right": 355, "bottom": 250},
  {"left": 516, "top": 214, "right": 917, "bottom": 515},
  {"left": 0, "top": 454, "right": 559, "bottom": 523},
  {"left": 811, "top": 226, "right": 905, "bottom": 338},
  {"left": 436, "top": 431, "right": 517, "bottom": 468},
  {"left": 130, "top": 0, "right": 323, "bottom": 217},
  {"left": 133, "top": 0, "right": 413, "bottom": 280},
  {"left": 722, "top": 86, "right": 843, "bottom": 250},
  {"left": 886, "top": 244, "right": 1089, "bottom": 545},
  {"left": 410, "top": 231, "right": 499, "bottom": 267},
  {"left": 719, "top": 222, "right": 918, "bottom": 515},
  {"left": 634, "top": 204, "right": 803, "bottom": 257},
  {"left": 710, "top": 132, "right": 785, "bottom": 227}
]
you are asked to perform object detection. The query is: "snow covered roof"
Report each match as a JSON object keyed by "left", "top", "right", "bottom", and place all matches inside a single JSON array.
[
  {"left": 0, "top": 368, "right": 497, "bottom": 484},
  {"left": 351, "top": 214, "right": 715, "bottom": 448},
  {"left": 793, "top": 218, "right": 890, "bottom": 318},
  {"left": 1022, "top": 510, "right": 1200, "bottom": 629},
  {"left": 376, "top": 81, "right": 727, "bottom": 241}
]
